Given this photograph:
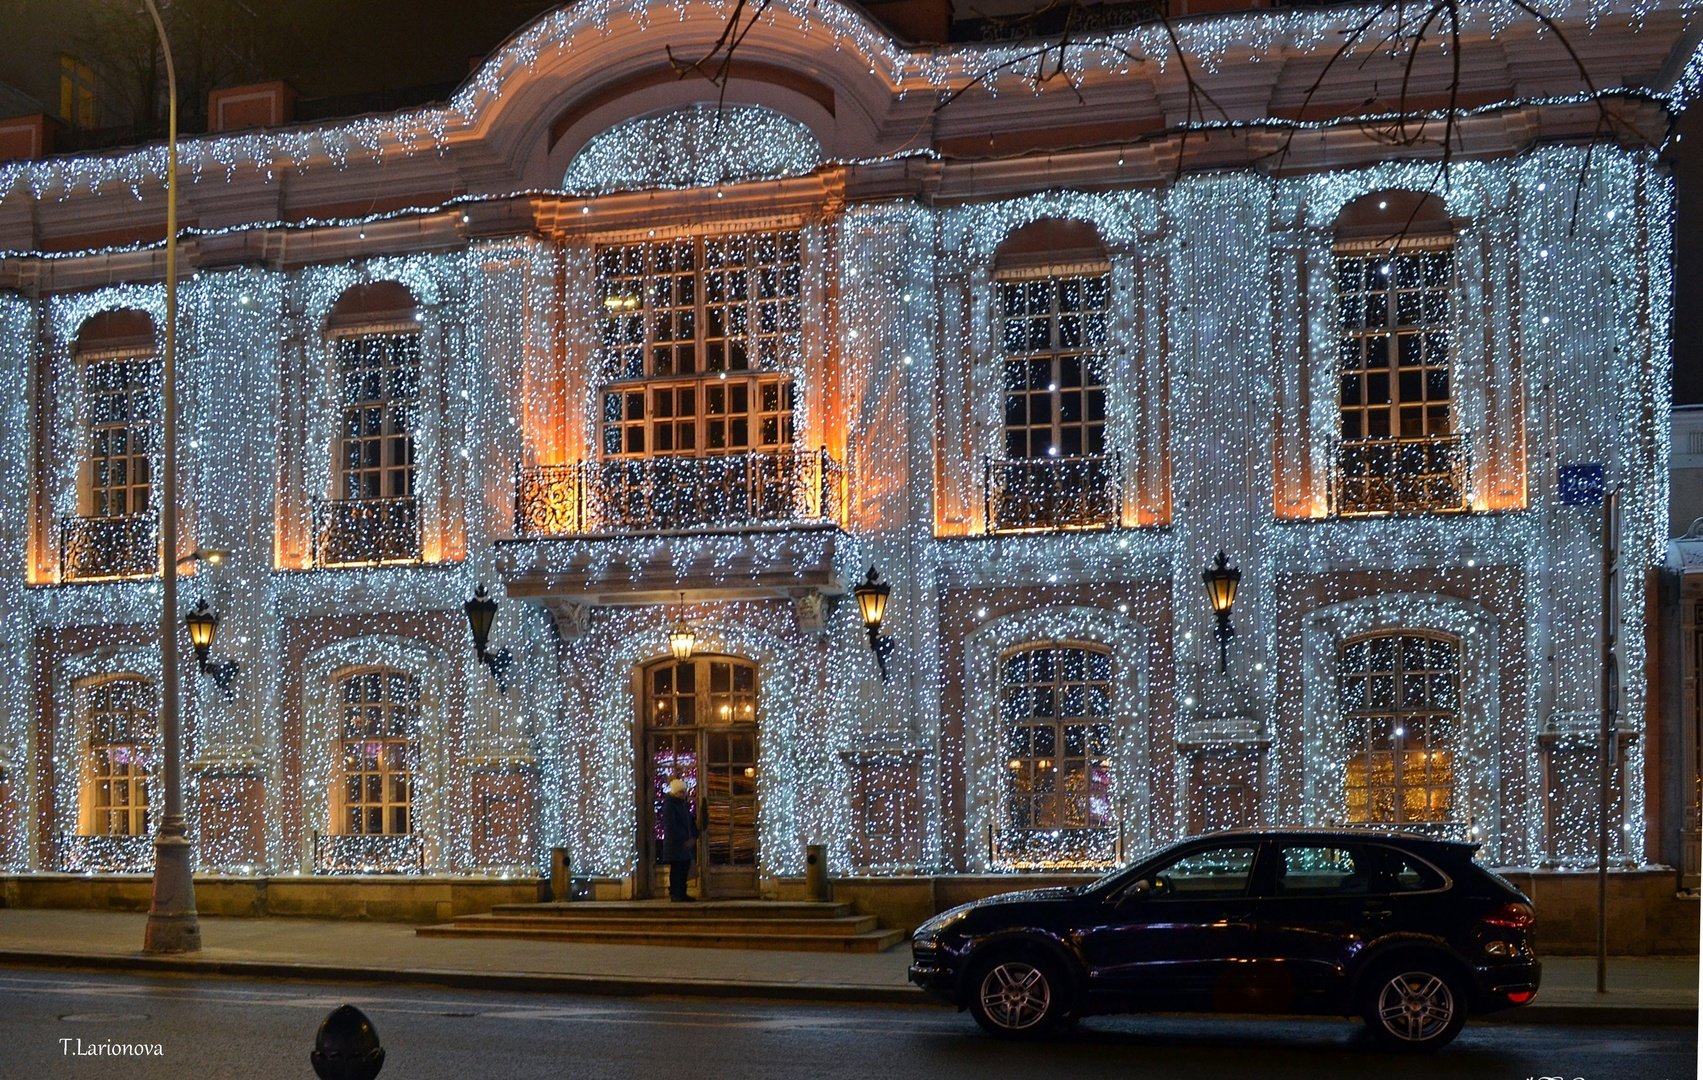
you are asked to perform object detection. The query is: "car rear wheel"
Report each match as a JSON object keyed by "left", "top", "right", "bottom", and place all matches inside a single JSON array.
[
  {"left": 1360, "top": 963, "right": 1466, "bottom": 1052},
  {"left": 967, "top": 953, "right": 1068, "bottom": 1039}
]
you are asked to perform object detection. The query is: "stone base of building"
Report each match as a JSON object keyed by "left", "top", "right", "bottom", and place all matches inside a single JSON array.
[
  {"left": 1, "top": 869, "right": 1694, "bottom": 954},
  {"left": 0, "top": 874, "right": 546, "bottom": 923}
]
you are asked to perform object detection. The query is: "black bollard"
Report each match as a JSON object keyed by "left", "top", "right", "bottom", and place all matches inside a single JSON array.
[{"left": 311, "top": 1004, "right": 385, "bottom": 1080}]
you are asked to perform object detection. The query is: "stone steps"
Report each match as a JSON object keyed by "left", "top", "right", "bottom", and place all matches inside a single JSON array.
[{"left": 416, "top": 899, "right": 906, "bottom": 953}]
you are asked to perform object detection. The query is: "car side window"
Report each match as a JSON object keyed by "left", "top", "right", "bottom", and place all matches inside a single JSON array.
[
  {"left": 1143, "top": 845, "right": 1258, "bottom": 900},
  {"left": 1364, "top": 845, "right": 1446, "bottom": 892},
  {"left": 1272, "top": 845, "right": 1367, "bottom": 896}
]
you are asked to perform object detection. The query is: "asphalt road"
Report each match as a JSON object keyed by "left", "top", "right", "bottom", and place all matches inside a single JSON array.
[{"left": 0, "top": 967, "right": 1694, "bottom": 1080}]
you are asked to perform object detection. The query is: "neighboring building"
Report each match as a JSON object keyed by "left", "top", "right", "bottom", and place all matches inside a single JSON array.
[
  {"left": 1662, "top": 405, "right": 1703, "bottom": 889},
  {"left": 0, "top": 0, "right": 1690, "bottom": 898}
]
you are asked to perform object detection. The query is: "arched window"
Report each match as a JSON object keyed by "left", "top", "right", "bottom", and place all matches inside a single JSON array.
[
  {"left": 1339, "top": 632, "right": 1460, "bottom": 824},
  {"left": 81, "top": 676, "right": 157, "bottom": 837},
  {"left": 332, "top": 668, "right": 420, "bottom": 838},
  {"left": 318, "top": 282, "right": 422, "bottom": 566},
  {"left": 1333, "top": 191, "right": 1463, "bottom": 515},
  {"left": 989, "top": 220, "right": 1114, "bottom": 533},
  {"left": 591, "top": 231, "right": 806, "bottom": 531},
  {"left": 63, "top": 309, "right": 160, "bottom": 581},
  {"left": 996, "top": 642, "right": 1115, "bottom": 867}
]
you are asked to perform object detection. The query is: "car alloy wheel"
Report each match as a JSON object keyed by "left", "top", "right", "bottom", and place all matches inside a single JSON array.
[
  {"left": 978, "top": 960, "right": 1053, "bottom": 1032},
  {"left": 1372, "top": 969, "right": 1459, "bottom": 1046}
]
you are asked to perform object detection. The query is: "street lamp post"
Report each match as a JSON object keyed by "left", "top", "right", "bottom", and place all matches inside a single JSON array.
[{"left": 141, "top": 0, "right": 200, "bottom": 954}]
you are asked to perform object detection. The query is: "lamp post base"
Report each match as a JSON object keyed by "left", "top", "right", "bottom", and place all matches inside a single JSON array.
[{"left": 143, "top": 824, "right": 201, "bottom": 954}]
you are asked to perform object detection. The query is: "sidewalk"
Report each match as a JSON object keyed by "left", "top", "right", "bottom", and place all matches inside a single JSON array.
[{"left": 0, "top": 908, "right": 1694, "bottom": 1025}]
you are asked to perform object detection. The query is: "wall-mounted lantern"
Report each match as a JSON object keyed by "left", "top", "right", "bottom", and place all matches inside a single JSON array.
[
  {"left": 667, "top": 593, "right": 696, "bottom": 661},
  {"left": 463, "top": 584, "right": 513, "bottom": 692},
  {"left": 185, "top": 598, "right": 238, "bottom": 698},
  {"left": 853, "top": 566, "right": 894, "bottom": 683},
  {"left": 1201, "top": 551, "right": 1241, "bottom": 674}
]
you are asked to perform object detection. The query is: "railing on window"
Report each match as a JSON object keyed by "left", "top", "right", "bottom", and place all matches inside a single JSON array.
[
  {"left": 987, "top": 820, "right": 1122, "bottom": 872},
  {"left": 312, "top": 832, "right": 425, "bottom": 875},
  {"left": 59, "top": 514, "right": 159, "bottom": 582},
  {"left": 983, "top": 454, "right": 1122, "bottom": 534},
  {"left": 515, "top": 447, "right": 844, "bottom": 536},
  {"left": 54, "top": 833, "right": 155, "bottom": 873},
  {"left": 312, "top": 496, "right": 422, "bottom": 567},
  {"left": 1334, "top": 435, "right": 1468, "bottom": 516}
]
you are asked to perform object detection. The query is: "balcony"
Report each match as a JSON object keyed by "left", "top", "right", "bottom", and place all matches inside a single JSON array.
[
  {"left": 59, "top": 514, "right": 159, "bottom": 582},
  {"left": 515, "top": 447, "right": 843, "bottom": 537},
  {"left": 312, "top": 496, "right": 421, "bottom": 567},
  {"left": 1334, "top": 435, "right": 1468, "bottom": 516},
  {"left": 53, "top": 833, "right": 154, "bottom": 873},
  {"left": 984, "top": 455, "right": 1122, "bottom": 534}
]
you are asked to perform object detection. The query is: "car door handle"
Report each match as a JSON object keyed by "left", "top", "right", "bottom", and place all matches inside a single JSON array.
[{"left": 1362, "top": 908, "right": 1394, "bottom": 920}]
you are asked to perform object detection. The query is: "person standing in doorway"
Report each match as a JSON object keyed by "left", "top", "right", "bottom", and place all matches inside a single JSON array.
[{"left": 662, "top": 777, "right": 699, "bottom": 902}]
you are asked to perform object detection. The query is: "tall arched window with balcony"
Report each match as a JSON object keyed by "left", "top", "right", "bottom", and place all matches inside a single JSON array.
[
  {"left": 1333, "top": 192, "right": 1463, "bottom": 516},
  {"left": 995, "top": 642, "right": 1117, "bottom": 868},
  {"left": 318, "top": 282, "right": 423, "bottom": 567},
  {"left": 1339, "top": 631, "right": 1461, "bottom": 826},
  {"left": 63, "top": 310, "right": 160, "bottom": 582},
  {"left": 521, "top": 230, "right": 836, "bottom": 536},
  {"left": 987, "top": 220, "right": 1114, "bottom": 533},
  {"left": 320, "top": 667, "right": 423, "bottom": 873},
  {"left": 63, "top": 674, "right": 157, "bottom": 872}
]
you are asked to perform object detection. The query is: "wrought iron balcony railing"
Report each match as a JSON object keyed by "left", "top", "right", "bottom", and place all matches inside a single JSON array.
[
  {"left": 515, "top": 447, "right": 844, "bottom": 537},
  {"left": 312, "top": 496, "right": 422, "bottom": 567},
  {"left": 53, "top": 833, "right": 155, "bottom": 873},
  {"left": 312, "top": 831, "right": 425, "bottom": 875},
  {"left": 1334, "top": 434, "right": 1468, "bottom": 517},
  {"left": 59, "top": 514, "right": 159, "bottom": 582},
  {"left": 983, "top": 454, "right": 1122, "bottom": 534}
]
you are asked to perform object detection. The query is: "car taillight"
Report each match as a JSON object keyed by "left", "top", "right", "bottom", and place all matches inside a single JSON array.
[
  {"left": 1506, "top": 990, "right": 1535, "bottom": 1005},
  {"left": 1481, "top": 901, "right": 1535, "bottom": 928}
]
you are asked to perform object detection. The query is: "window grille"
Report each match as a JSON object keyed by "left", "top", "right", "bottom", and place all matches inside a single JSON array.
[{"left": 1339, "top": 632, "right": 1460, "bottom": 825}]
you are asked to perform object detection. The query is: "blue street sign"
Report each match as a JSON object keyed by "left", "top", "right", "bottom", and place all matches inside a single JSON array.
[{"left": 1558, "top": 463, "right": 1605, "bottom": 506}]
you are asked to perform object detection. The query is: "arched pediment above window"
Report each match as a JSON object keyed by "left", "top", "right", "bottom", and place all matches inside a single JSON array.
[{"left": 563, "top": 104, "right": 821, "bottom": 196}]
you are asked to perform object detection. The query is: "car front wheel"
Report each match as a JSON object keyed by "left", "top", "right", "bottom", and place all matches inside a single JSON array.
[
  {"left": 1361, "top": 963, "right": 1466, "bottom": 1051},
  {"left": 967, "top": 954, "right": 1068, "bottom": 1039}
]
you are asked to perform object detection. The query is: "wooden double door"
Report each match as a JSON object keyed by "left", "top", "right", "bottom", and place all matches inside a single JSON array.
[{"left": 641, "top": 655, "right": 759, "bottom": 898}]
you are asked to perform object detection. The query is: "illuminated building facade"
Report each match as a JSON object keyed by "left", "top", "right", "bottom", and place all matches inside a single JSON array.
[{"left": 0, "top": 0, "right": 1691, "bottom": 896}]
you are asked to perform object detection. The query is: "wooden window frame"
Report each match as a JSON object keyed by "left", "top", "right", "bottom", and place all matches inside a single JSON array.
[
  {"left": 996, "top": 273, "right": 1109, "bottom": 462},
  {"left": 82, "top": 353, "right": 160, "bottom": 520},
  {"left": 1339, "top": 631, "right": 1461, "bottom": 825},
  {"left": 333, "top": 331, "right": 421, "bottom": 502},
  {"left": 998, "top": 643, "right": 1115, "bottom": 834},
  {"left": 333, "top": 669, "right": 421, "bottom": 837}
]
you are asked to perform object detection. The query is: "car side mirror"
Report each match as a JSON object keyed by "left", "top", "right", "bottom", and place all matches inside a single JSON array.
[{"left": 1115, "top": 879, "right": 1155, "bottom": 908}]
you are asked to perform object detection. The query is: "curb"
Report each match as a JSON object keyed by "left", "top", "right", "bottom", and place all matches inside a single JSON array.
[
  {"left": 0, "top": 950, "right": 1693, "bottom": 1026},
  {"left": 0, "top": 950, "right": 932, "bottom": 1007}
]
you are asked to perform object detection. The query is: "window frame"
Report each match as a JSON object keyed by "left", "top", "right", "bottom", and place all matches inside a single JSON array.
[
  {"left": 80, "top": 676, "right": 156, "bottom": 838},
  {"left": 80, "top": 351, "right": 160, "bottom": 520},
  {"left": 997, "top": 641, "right": 1116, "bottom": 838},
  {"left": 331, "top": 328, "right": 422, "bottom": 503},
  {"left": 1338, "top": 630, "right": 1462, "bottom": 826},
  {"left": 994, "top": 269, "right": 1110, "bottom": 464},
  {"left": 332, "top": 668, "right": 421, "bottom": 838}
]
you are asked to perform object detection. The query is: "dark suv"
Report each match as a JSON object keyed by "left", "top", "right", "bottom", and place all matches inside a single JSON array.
[{"left": 909, "top": 829, "right": 1540, "bottom": 1050}]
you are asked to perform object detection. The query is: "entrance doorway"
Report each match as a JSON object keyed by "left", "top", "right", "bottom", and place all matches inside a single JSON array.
[{"left": 640, "top": 655, "right": 759, "bottom": 898}]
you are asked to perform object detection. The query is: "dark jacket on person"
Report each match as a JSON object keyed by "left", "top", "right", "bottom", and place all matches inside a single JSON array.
[{"left": 662, "top": 793, "right": 698, "bottom": 862}]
